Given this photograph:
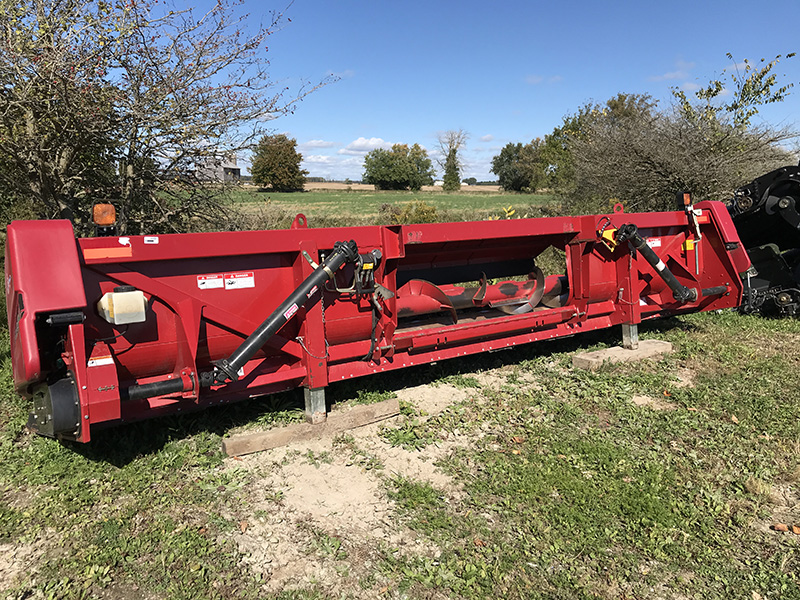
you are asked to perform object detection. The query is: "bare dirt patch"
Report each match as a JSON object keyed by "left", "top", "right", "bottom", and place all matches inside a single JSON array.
[
  {"left": 631, "top": 394, "right": 678, "bottom": 411},
  {"left": 221, "top": 383, "right": 470, "bottom": 596},
  {"left": 0, "top": 530, "right": 55, "bottom": 593},
  {"left": 752, "top": 481, "right": 800, "bottom": 539}
]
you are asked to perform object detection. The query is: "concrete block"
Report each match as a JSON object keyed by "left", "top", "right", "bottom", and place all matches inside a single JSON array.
[{"left": 572, "top": 339, "right": 673, "bottom": 371}]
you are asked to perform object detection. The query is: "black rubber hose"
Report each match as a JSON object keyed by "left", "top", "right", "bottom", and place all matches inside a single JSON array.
[
  {"left": 700, "top": 285, "right": 728, "bottom": 297},
  {"left": 616, "top": 224, "right": 697, "bottom": 304},
  {"left": 213, "top": 240, "right": 359, "bottom": 383},
  {"left": 121, "top": 377, "right": 185, "bottom": 401}
]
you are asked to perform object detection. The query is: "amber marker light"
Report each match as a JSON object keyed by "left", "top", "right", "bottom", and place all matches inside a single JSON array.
[{"left": 93, "top": 203, "right": 117, "bottom": 226}]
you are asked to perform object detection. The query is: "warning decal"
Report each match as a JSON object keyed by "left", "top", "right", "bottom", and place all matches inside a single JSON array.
[
  {"left": 283, "top": 303, "right": 299, "bottom": 320},
  {"left": 88, "top": 356, "right": 115, "bottom": 367},
  {"left": 225, "top": 271, "right": 255, "bottom": 290},
  {"left": 197, "top": 274, "right": 224, "bottom": 290}
]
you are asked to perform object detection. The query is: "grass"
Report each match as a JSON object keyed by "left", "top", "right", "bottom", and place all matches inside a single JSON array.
[
  {"left": 2, "top": 310, "right": 800, "bottom": 598},
  {"left": 378, "top": 313, "right": 800, "bottom": 599},
  {"left": 228, "top": 187, "right": 557, "bottom": 226}
]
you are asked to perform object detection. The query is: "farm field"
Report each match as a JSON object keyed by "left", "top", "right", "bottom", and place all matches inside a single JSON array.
[
  {"left": 230, "top": 184, "right": 556, "bottom": 226},
  {"left": 1, "top": 196, "right": 799, "bottom": 599}
]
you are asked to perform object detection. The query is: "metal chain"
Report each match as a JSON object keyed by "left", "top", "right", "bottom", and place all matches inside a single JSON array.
[{"left": 296, "top": 291, "right": 329, "bottom": 360}]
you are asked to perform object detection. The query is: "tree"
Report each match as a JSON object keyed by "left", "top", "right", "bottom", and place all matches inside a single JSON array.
[
  {"left": 490, "top": 139, "right": 547, "bottom": 192},
  {"left": 362, "top": 144, "right": 434, "bottom": 191},
  {"left": 561, "top": 61, "right": 796, "bottom": 214},
  {"left": 436, "top": 129, "right": 468, "bottom": 191},
  {"left": 492, "top": 94, "right": 659, "bottom": 198},
  {"left": 462, "top": 177, "right": 477, "bottom": 186},
  {"left": 251, "top": 135, "right": 308, "bottom": 191},
  {"left": 0, "top": 0, "right": 332, "bottom": 234}
]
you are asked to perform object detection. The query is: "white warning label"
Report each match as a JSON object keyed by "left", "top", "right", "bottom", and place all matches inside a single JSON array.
[
  {"left": 646, "top": 237, "right": 662, "bottom": 248},
  {"left": 225, "top": 271, "right": 255, "bottom": 290},
  {"left": 88, "top": 356, "right": 115, "bottom": 367},
  {"left": 197, "top": 274, "right": 224, "bottom": 290}
]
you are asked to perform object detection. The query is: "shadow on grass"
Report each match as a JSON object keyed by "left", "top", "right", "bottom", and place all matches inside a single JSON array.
[{"left": 68, "top": 317, "right": 691, "bottom": 467}]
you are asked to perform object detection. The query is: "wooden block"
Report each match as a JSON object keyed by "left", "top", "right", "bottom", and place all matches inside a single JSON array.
[{"left": 221, "top": 397, "right": 400, "bottom": 456}]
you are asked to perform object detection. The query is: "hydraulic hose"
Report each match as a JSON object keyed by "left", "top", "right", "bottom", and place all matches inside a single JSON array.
[{"left": 211, "top": 240, "right": 359, "bottom": 384}]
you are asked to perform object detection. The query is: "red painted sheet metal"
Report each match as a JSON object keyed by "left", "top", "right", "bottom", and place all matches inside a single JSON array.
[
  {"left": 5, "top": 204, "right": 749, "bottom": 442},
  {"left": 5, "top": 220, "right": 86, "bottom": 390}
]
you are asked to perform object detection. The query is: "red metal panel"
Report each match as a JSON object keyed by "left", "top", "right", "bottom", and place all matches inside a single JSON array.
[
  {"left": 5, "top": 220, "right": 86, "bottom": 390},
  {"left": 5, "top": 204, "right": 749, "bottom": 441}
]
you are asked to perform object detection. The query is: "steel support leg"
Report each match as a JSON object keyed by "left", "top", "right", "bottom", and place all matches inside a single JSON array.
[
  {"left": 304, "top": 387, "right": 327, "bottom": 424},
  {"left": 622, "top": 323, "right": 639, "bottom": 350}
]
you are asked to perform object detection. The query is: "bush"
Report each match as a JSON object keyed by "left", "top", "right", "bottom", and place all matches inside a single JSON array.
[{"left": 378, "top": 201, "right": 439, "bottom": 225}]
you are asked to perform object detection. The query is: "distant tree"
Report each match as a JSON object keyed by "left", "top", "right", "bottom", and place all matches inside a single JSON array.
[
  {"left": 436, "top": 129, "right": 468, "bottom": 191},
  {"left": 442, "top": 149, "right": 461, "bottom": 191},
  {"left": 363, "top": 144, "right": 435, "bottom": 191},
  {"left": 251, "top": 135, "right": 308, "bottom": 191},
  {"left": 491, "top": 139, "right": 547, "bottom": 192},
  {"left": 491, "top": 143, "right": 525, "bottom": 191},
  {"left": 462, "top": 177, "right": 478, "bottom": 186},
  {"left": 0, "top": 0, "right": 332, "bottom": 233}
]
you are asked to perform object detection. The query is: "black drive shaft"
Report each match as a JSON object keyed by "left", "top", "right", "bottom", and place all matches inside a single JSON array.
[
  {"left": 615, "top": 224, "right": 697, "bottom": 303},
  {"left": 213, "top": 240, "right": 359, "bottom": 384}
]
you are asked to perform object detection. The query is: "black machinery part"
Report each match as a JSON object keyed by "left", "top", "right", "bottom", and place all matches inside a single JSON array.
[
  {"left": 28, "top": 375, "right": 81, "bottom": 439},
  {"left": 729, "top": 164, "right": 800, "bottom": 316}
]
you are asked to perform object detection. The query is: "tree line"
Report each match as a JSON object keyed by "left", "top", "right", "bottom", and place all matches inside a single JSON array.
[
  {"left": 251, "top": 129, "right": 470, "bottom": 193},
  {"left": 1, "top": 0, "right": 795, "bottom": 232},
  {"left": 260, "top": 55, "right": 796, "bottom": 213},
  {"left": 491, "top": 55, "right": 796, "bottom": 213}
]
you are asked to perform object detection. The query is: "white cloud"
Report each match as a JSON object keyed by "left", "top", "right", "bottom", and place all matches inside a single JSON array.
[
  {"left": 327, "top": 69, "right": 355, "bottom": 79},
  {"left": 526, "top": 74, "right": 561, "bottom": 85},
  {"left": 650, "top": 70, "right": 686, "bottom": 82},
  {"left": 301, "top": 155, "right": 366, "bottom": 180},
  {"left": 480, "top": 134, "right": 494, "bottom": 142},
  {"left": 680, "top": 81, "right": 701, "bottom": 92},
  {"left": 338, "top": 137, "right": 391, "bottom": 156},
  {"left": 303, "top": 155, "right": 337, "bottom": 165},
  {"left": 300, "top": 139, "right": 338, "bottom": 150},
  {"left": 649, "top": 60, "right": 695, "bottom": 82}
]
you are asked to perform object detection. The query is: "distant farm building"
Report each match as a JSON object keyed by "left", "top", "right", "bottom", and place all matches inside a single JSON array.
[{"left": 196, "top": 155, "right": 241, "bottom": 182}]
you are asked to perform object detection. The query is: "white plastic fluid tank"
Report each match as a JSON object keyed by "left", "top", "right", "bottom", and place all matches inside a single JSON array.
[{"left": 97, "top": 286, "right": 147, "bottom": 325}]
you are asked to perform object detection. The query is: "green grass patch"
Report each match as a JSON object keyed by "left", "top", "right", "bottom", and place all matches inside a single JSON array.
[
  {"left": 375, "top": 311, "right": 800, "bottom": 599},
  {"left": 2, "top": 283, "right": 800, "bottom": 597},
  {"left": 229, "top": 187, "right": 557, "bottom": 226}
]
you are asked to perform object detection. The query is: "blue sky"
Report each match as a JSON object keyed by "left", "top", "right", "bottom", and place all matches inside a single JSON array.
[{"left": 249, "top": 0, "right": 800, "bottom": 181}]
